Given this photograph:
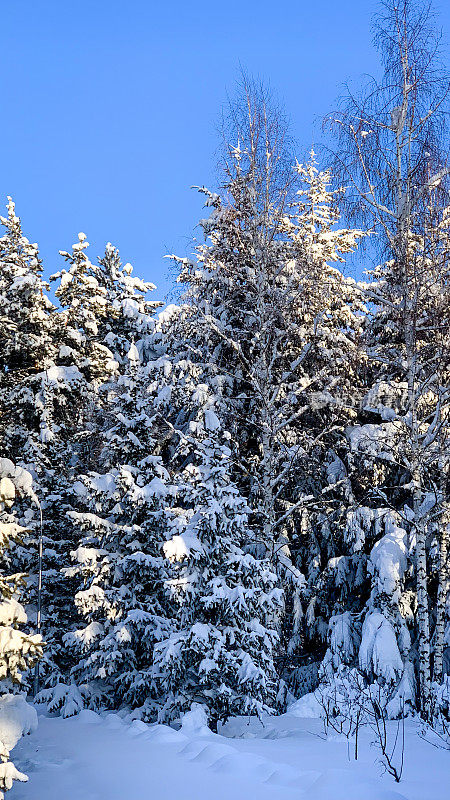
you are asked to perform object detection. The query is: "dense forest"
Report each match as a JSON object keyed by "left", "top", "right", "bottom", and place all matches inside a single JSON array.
[{"left": 0, "top": 0, "right": 449, "bottom": 794}]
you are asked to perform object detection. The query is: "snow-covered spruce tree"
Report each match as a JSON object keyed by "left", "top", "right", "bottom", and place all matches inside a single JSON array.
[
  {"left": 328, "top": 0, "right": 450, "bottom": 719},
  {"left": 0, "top": 199, "right": 94, "bottom": 692},
  {"left": 0, "top": 197, "right": 56, "bottom": 465},
  {"left": 156, "top": 432, "right": 282, "bottom": 730},
  {"left": 51, "top": 233, "right": 118, "bottom": 384},
  {"left": 0, "top": 459, "right": 42, "bottom": 798},
  {"left": 97, "top": 242, "right": 162, "bottom": 366},
  {"left": 145, "top": 340, "right": 282, "bottom": 729},
  {"left": 33, "top": 236, "right": 163, "bottom": 715},
  {"left": 281, "top": 154, "right": 370, "bottom": 663},
  {"left": 50, "top": 236, "right": 162, "bottom": 483},
  {"left": 60, "top": 344, "right": 173, "bottom": 717},
  {"left": 167, "top": 86, "right": 365, "bottom": 672},
  {"left": 52, "top": 237, "right": 162, "bottom": 380},
  {"left": 28, "top": 363, "right": 97, "bottom": 694}
]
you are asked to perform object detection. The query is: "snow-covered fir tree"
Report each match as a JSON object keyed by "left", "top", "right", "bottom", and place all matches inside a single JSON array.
[
  {"left": 31, "top": 236, "right": 163, "bottom": 710},
  {"left": 0, "top": 199, "right": 93, "bottom": 691},
  {"left": 59, "top": 343, "right": 172, "bottom": 717},
  {"left": 0, "top": 197, "right": 56, "bottom": 465},
  {"left": 152, "top": 364, "right": 282, "bottom": 728},
  {"left": 0, "top": 458, "right": 42, "bottom": 797},
  {"left": 52, "top": 237, "right": 161, "bottom": 380},
  {"left": 168, "top": 128, "right": 366, "bottom": 674},
  {"left": 97, "top": 242, "right": 162, "bottom": 366},
  {"left": 51, "top": 233, "right": 118, "bottom": 383}
]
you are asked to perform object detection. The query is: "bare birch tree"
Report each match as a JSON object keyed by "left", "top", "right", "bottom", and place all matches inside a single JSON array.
[{"left": 327, "top": 0, "right": 450, "bottom": 720}]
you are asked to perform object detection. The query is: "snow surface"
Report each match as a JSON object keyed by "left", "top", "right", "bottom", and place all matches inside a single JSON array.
[
  {"left": 0, "top": 696, "right": 37, "bottom": 754},
  {"left": 8, "top": 705, "right": 449, "bottom": 800}
]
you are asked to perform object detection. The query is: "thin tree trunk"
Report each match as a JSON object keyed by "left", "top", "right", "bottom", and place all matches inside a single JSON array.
[
  {"left": 412, "top": 463, "right": 432, "bottom": 720},
  {"left": 405, "top": 305, "right": 431, "bottom": 720},
  {"left": 416, "top": 519, "right": 432, "bottom": 718},
  {"left": 434, "top": 469, "right": 449, "bottom": 684}
]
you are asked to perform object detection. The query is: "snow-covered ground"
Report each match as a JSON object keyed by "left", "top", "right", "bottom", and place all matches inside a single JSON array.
[{"left": 8, "top": 705, "right": 449, "bottom": 800}]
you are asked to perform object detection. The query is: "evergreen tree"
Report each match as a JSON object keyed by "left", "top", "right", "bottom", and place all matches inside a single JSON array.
[
  {"left": 0, "top": 199, "right": 92, "bottom": 691},
  {"left": 35, "top": 236, "right": 164, "bottom": 710},
  {"left": 167, "top": 132, "right": 365, "bottom": 672},
  {"left": 97, "top": 242, "right": 162, "bottom": 365},
  {"left": 111, "top": 300, "right": 284, "bottom": 727},
  {"left": 156, "top": 430, "right": 282, "bottom": 729},
  {"left": 0, "top": 458, "right": 42, "bottom": 797},
  {"left": 0, "top": 197, "right": 56, "bottom": 465},
  {"left": 51, "top": 233, "right": 117, "bottom": 383},
  {"left": 60, "top": 346, "right": 172, "bottom": 716}
]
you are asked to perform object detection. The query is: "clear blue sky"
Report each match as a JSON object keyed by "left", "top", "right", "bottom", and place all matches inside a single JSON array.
[{"left": 3, "top": 1, "right": 449, "bottom": 299}]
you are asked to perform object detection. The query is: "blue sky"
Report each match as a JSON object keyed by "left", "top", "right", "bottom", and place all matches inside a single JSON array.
[{"left": 3, "top": 1, "right": 449, "bottom": 299}]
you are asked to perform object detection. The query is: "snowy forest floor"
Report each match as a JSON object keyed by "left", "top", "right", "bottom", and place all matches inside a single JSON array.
[{"left": 8, "top": 705, "right": 449, "bottom": 800}]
